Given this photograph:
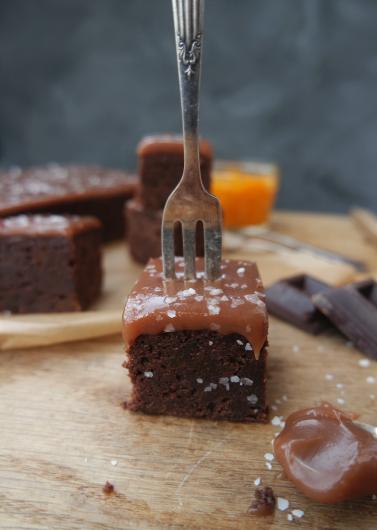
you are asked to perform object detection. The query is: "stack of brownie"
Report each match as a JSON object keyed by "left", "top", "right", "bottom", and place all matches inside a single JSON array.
[{"left": 125, "top": 135, "right": 213, "bottom": 264}]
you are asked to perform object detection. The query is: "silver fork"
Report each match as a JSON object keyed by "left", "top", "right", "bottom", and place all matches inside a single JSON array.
[{"left": 161, "top": 0, "right": 222, "bottom": 280}]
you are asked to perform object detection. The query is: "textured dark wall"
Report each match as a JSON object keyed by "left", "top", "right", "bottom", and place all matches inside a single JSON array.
[{"left": 0, "top": 0, "right": 376, "bottom": 212}]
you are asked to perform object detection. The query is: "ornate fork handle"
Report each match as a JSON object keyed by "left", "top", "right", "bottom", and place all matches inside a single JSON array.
[{"left": 172, "top": 0, "right": 204, "bottom": 189}]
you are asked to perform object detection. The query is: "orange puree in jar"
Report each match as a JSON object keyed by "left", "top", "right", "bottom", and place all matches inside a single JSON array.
[{"left": 212, "top": 161, "right": 279, "bottom": 228}]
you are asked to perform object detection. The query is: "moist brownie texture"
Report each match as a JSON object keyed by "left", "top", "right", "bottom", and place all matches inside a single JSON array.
[
  {"left": 123, "top": 257, "right": 268, "bottom": 422},
  {"left": 0, "top": 214, "right": 103, "bottom": 313},
  {"left": 0, "top": 164, "right": 137, "bottom": 240},
  {"left": 137, "top": 135, "right": 213, "bottom": 210},
  {"left": 125, "top": 199, "right": 204, "bottom": 264}
]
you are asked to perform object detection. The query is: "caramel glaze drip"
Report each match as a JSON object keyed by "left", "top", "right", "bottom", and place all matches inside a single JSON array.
[
  {"left": 274, "top": 403, "right": 377, "bottom": 503},
  {"left": 123, "top": 258, "right": 268, "bottom": 358}
]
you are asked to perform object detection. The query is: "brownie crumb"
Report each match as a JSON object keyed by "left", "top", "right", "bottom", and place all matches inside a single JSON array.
[
  {"left": 248, "top": 486, "right": 276, "bottom": 516},
  {"left": 102, "top": 481, "right": 115, "bottom": 495}
]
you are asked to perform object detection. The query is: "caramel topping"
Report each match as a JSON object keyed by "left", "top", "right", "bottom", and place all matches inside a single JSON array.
[
  {"left": 123, "top": 258, "right": 268, "bottom": 357},
  {"left": 274, "top": 403, "right": 377, "bottom": 503}
]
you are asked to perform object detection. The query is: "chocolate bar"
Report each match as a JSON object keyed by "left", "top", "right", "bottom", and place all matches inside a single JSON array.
[
  {"left": 266, "top": 274, "right": 331, "bottom": 334},
  {"left": 313, "top": 279, "right": 377, "bottom": 359}
]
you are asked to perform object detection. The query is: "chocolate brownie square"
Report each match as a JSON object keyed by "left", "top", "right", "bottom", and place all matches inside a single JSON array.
[
  {"left": 123, "top": 258, "right": 268, "bottom": 422},
  {"left": 137, "top": 135, "right": 213, "bottom": 210},
  {"left": 0, "top": 214, "right": 103, "bottom": 313}
]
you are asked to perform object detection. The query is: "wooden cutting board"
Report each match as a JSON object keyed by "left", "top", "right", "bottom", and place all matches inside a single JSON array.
[{"left": 0, "top": 212, "right": 376, "bottom": 530}]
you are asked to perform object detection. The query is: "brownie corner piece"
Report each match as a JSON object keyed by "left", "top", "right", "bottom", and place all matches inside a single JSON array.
[
  {"left": 0, "top": 214, "right": 103, "bottom": 313},
  {"left": 123, "top": 257, "right": 269, "bottom": 423}
]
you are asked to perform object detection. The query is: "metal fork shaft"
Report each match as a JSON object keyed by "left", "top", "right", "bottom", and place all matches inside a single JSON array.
[{"left": 172, "top": 0, "right": 205, "bottom": 191}]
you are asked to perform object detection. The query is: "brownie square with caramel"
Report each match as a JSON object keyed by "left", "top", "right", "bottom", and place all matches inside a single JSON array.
[{"left": 123, "top": 258, "right": 268, "bottom": 422}]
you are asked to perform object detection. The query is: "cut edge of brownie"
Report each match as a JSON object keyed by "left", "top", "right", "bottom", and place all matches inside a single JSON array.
[
  {"left": 125, "top": 329, "right": 268, "bottom": 423},
  {"left": 0, "top": 215, "right": 103, "bottom": 313}
]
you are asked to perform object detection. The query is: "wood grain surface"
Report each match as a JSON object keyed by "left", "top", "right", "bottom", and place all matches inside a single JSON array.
[{"left": 0, "top": 212, "right": 376, "bottom": 530}]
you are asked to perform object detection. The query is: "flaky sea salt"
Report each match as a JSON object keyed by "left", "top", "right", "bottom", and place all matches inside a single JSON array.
[
  {"left": 254, "top": 477, "right": 261, "bottom": 486},
  {"left": 209, "top": 288, "right": 223, "bottom": 296},
  {"left": 271, "top": 416, "right": 284, "bottom": 427},
  {"left": 196, "top": 378, "right": 203, "bottom": 384},
  {"left": 336, "top": 398, "right": 345, "bottom": 405},
  {"left": 178, "top": 288, "right": 196, "bottom": 297},
  {"left": 165, "top": 296, "right": 177, "bottom": 304},
  {"left": 245, "top": 342, "right": 252, "bottom": 351},
  {"left": 336, "top": 383, "right": 344, "bottom": 389},
  {"left": 208, "top": 341, "right": 213, "bottom": 346},
  {"left": 292, "top": 509, "right": 304, "bottom": 518},
  {"left": 287, "top": 513, "right": 293, "bottom": 521},
  {"left": 194, "top": 295, "right": 204, "bottom": 302},
  {"left": 277, "top": 497, "right": 289, "bottom": 511},
  {"left": 237, "top": 266, "right": 246, "bottom": 277},
  {"left": 367, "top": 376, "right": 376, "bottom": 384},
  {"left": 241, "top": 377, "right": 253, "bottom": 386},
  {"left": 358, "top": 358, "right": 371, "bottom": 368},
  {"left": 325, "top": 373, "right": 334, "bottom": 381},
  {"left": 247, "top": 394, "right": 258, "bottom": 404},
  {"left": 167, "top": 310, "right": 176, "bottom": 318},
  {"left": 144, "top": 371, "right": 153, "bottom": 378},
  {"left": 265, "top": 462, "right": 272, "bottom": 470},
  {"left": 164, "top": 323, "right": 175, "bottom": 332},
  {"left": 230, "top": 375, "right": 240, "bottom": 383},
  {"left": 236, "top": 339, "right": 244, "bottom": 346},
  {"left": 204, "top": 383, "right": 218, "bottom": 392},
  {"left": 264, "top": 452, "right": 274, "bottom": 462},
  {"left": 111, "top": 459, "right": 118, "bottom": 466},
  {"left": 208, "top": 304, "right": 220, "bottom": 315}
]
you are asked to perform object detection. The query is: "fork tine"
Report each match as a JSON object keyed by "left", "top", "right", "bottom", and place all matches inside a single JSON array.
[
  {"left": 162, "top": 222, "right": 176, "bottom": 279},
  {"left": 182, "top": 221, "right": 197, "bottom": 279},
  {"left": 204, "top": 223, "right": 222, "bottom": 280}
]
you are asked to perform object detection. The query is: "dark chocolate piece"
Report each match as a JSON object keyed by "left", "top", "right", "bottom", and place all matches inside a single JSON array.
[
  {"left": 123, "top": 258, "right": 269, "bottom": 423},
  {"left": 125, "top": 199, "right": 204, "bottom": 264},
  {"left": 137, "top": 135, "right": 213, "bottom": 211},
  {"left": 248, "top": 487, "right": 276, "bottom": 516},
  {"left": 313, "top": 279, "right": 377, "bottom": 359},
  {"left": 274, "top": 403, "right": 377, "bottom": 503},
  {"left": 0, "top": 165, "right": 137, "bottom": 240},
  {"left": 0, "top": 214, "right": 102, "bottom": 313},
  {"left": 266, "top": 274, "right": 331, "bottom": 334}
]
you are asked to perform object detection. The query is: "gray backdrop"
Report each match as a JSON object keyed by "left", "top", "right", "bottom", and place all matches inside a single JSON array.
[{"left": 0, "top": 0, "right": 376, "bottom": 212}]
